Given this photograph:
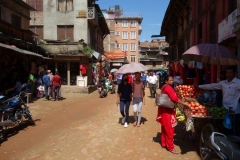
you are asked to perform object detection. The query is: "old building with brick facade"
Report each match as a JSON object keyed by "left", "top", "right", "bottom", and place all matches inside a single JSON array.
[
  {"left": 102, "top": 5, "right": 142, "bottom": 68},
  {"left": 24, "top": 0, "right": 109, "bottom": 86}
]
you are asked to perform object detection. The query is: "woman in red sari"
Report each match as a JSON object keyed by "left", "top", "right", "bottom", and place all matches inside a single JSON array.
[{"left": 156, "top": 75, "right": 187, "bottom": 154}]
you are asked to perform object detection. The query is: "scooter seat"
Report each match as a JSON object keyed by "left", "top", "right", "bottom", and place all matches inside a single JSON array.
[{"left": 215, "top": 136, "right": 240, "bottom": 160}]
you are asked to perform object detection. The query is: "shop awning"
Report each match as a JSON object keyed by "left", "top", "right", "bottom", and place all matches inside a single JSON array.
[
  {"left": 106, "top": 52, "right": 126, "bottom": 60},
  {"left": 0, "top": 42, "right": 51, "bottom": 59},
  {"left": 92, "top": 51, "right": 100, "bottom": 59}
]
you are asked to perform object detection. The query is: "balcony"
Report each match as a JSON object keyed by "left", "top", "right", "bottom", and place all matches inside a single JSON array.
[{"left": 139, "top": 25, "right": 142, "bottom": 35}]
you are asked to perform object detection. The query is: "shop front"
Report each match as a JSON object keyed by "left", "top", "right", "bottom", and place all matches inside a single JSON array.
[{"left": 52, "top": 55, "right": 91, "bottom": 86}]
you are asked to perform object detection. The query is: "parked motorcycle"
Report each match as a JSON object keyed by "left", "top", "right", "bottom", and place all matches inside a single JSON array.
[
  {"left": 0, "top": 91, "right": 35, "bottom": 139},
  {"left": 199, "top": 124, "right": 240, "bottom": 160}
]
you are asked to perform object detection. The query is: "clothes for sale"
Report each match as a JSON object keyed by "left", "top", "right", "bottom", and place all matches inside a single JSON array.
[
  {"left": 80, "top": 64, "right": 88, "bottom": 75},
  {"left": 195, "top": 62, "right": 203, "bottom": 69}
]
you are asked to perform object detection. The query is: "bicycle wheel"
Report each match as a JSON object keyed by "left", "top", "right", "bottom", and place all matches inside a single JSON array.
[{"left": 199, "top": 123, "right": 216, "bottom": 160}]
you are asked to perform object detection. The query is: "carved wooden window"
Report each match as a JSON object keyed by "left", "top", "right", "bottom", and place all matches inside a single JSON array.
[
  {"left": 30, "top": 26, "right": 44, "bottom": 39},
  {"left": 11, "top": 14, "right": 21, "bottom": 28},
  {"left": 57, "top": 25, "right": 74, "bottom": 41},
  {"left": 27, "top": 0, "right": 43, "bottom": 11},
  {"left": 58, "top": 0, "right": 73, "bottom": 11}
]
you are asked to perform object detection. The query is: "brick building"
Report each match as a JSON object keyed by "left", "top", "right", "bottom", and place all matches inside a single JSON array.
[
  {"left": 160, "top": 0, "right": 237, "bottom": 84},
  {"left": 139, "top": 39, "right": 169, "bottom": 70},
  {"left": 102, "top": 5, "right": 142, "bottom": 69}
]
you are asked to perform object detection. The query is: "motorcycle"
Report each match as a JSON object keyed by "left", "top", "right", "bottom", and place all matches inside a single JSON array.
[
  {"left": 199, "top": 124, "right": 240, "bottom": 160},
  {"left": 0, "top": 91, "right": 35, "bottom": 139}
]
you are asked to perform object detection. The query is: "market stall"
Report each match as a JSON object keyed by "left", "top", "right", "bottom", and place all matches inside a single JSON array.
[{"left": 175, "top": 85, "right": 228, "bottom": 140}]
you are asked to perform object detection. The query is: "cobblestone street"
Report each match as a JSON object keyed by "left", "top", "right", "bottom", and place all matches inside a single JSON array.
[{"left": 0, "top": 88, "right": 200, "bottom": 160}]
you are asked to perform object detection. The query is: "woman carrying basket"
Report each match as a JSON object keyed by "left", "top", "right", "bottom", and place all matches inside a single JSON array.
[{"left": 156, "top": 75, "right": 187, "bottom": 154}]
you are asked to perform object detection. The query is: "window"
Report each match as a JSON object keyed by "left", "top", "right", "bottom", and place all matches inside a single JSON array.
[
  {"left": 130, "top": 55, "right": 136, "bottom": 62},
  {"left": 122, "top": 20, "right": 128, "bottom": 27},
  {"left": 58, "top": 0, "right": 73, "bottom": 11},
  {"left": 122, "top": 31, "right": 128, "bottom": 39},
  {"left": 115, "top": 43, "right": 120, "bottom": 48},
  {"left": 122, "top": 43, "right": 128, "bottom": 51},
  {"left": 152, "top": 62, "right": 156, "bottom": 67},
  {"left": 130, "top": 20, "right": 136, "bottom": 27},
  {"left": 115, "top": 31, "right": 120, "bottom": 35},
  {"left": 130, "top": 31, "right": 136, "bottom": 39},
  {"left": 30, "top": 26, "right": 44, "bottom": 39},
  {"left": 11, "top": 14, "right": 21, "bottom": 28},
  {"left": 115, "top": 20, "right": 120, "bottom": 26},
  {"left": 57, "top": 25, "right": 74, "bottom": 41},
  {"left": 198, "top": 23, "right": 202, "bottom": 43},
  {"left": 27, "top": 0, "right": 43, "bottom": 11},
  {"left": 130, "top": 43, "right": 136, "bottom": 51},
  {"left": 210, "top": 10, "right": 216, "bottom": 43},
  {"left": 110, "top": 31, "right": 114, "bottom": 35}
]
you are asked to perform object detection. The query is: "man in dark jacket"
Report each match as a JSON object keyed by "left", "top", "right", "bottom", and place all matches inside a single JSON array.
[
  {"left": 42, "top": 71, "right": 50, "bottom": 100},
  {"left": 52, "top": 72, "right": 62, "bottom": 101}
]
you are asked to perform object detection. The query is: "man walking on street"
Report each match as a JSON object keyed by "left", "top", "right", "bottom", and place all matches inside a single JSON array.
[
  {"left": 148, "top": 72, "right": 158, "bottom": 98},
  {"left": 52, "top": 72, "right": 62, "bottom": 101},
  {"left": 42, "top": 71, "right": 50, "bottom": 100}
]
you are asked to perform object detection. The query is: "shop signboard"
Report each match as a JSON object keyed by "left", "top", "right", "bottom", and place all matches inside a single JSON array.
[
  {"left": 218, "top": 9, "right": 237, "bottom": 43},
  {"left": 112, "top": 63, "right": 122, "bottom": 66},
  {"left": 76, "top": 10, "right": 87, "bottom": 18}
]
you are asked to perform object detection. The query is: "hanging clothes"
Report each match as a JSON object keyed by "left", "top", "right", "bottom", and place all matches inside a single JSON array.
[{"left": 80, "top": 64, "right": 88, "bottom": 75}]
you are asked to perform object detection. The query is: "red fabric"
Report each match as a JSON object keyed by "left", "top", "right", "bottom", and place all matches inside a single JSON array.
[
  {"left": 161, "top": 124, "right": 175, "bottom": 150},
  {"left": 128, "top": 75, "right": 132, "bottom": 84},
  {"left": 52, "top": 74, "right": 62, "bottom": 86},
  {"left": 156, "top": 85, "right": 178, "bottom": 151},
  {"left": 80, "top": 64, "right": 88, "bottom": 75}
]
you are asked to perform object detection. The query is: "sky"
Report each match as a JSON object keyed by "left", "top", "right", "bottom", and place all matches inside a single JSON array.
[{"left": 97, "top": 0, "right": 170, "bottom": 42}]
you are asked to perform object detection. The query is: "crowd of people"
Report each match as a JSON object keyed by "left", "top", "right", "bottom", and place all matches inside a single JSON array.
[
  {"left": 5, "top": 69, "right": 62, "bottom": 101},
  {"left": 115, "top": 67, "right": 240, "bottom": 154}
]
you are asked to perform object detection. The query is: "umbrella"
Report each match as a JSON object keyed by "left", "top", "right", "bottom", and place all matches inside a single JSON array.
[
  {"left": 116, "top": 62, "right": 149, "bottom": 74},
  {"left": 182, "top": 43, "right": 240, "bottom": 65},
  {"left": 110, "top": 68, "right": 118, "bottom": 73}
]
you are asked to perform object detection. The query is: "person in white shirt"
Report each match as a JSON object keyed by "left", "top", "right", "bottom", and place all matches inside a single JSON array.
[
  {"left": 197, "top": 67, "right": 240, "bottom": 136},
  {"left": 148, "top": 72, "right": 158, "bottom": 98},
  {"left": 173, "top": 72, "right": 183, "bottom": 89}
]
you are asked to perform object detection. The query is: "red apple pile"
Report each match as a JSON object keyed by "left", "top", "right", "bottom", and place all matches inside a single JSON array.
[
  {"left": 185, "top": 101, "right": 209, "bottom": 117},
  {"left": 175, "top": 85, "right": 202, "bottom": 98}
]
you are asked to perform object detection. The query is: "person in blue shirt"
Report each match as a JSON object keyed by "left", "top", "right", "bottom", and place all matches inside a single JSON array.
[
  {"left": 42, "top": 71, "right": 50, "bottom": 100},
  {"left": 141, "top": 72, "right": 147, "bottom": 87}
]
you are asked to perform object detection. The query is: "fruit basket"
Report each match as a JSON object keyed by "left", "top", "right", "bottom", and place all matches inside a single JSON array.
[{"left": 175, "top": 85, "right": 202, "bottom": 98}]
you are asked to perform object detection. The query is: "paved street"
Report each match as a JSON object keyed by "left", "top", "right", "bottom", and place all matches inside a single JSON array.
[{"left": 0, "top": 88, "right": 200, "bottom": 160}]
